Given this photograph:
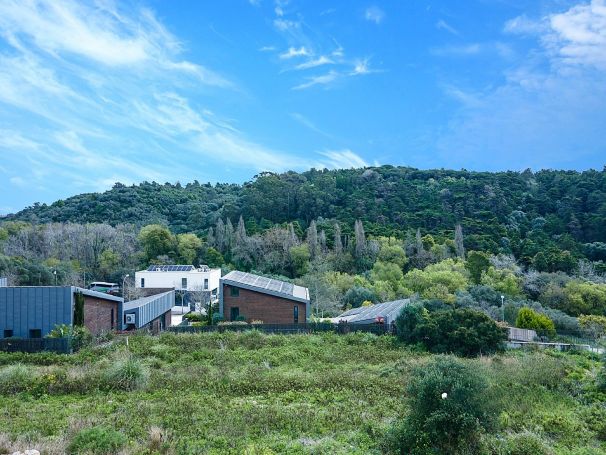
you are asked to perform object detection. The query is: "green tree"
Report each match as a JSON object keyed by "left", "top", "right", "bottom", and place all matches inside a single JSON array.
[
  {"left": 289, "top": 244, "right": 310, "bottom": 277},
  {"left": 465, "top": 251, "right": 490, "bottom": 284},
  {"left": 176, "top": 233, "right": 202, "bottom": 264},
  {"left": 515, "top": 307, "right": 556, "bottom": 336},
  {"left": 387, "top": 356, "right": 498, "bottom": 454},
  {"left": 138, "top": 224, "right": 174, "bottom": 262}
]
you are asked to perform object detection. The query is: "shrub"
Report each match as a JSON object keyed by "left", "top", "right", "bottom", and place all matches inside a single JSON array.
[
  {"left": 68, "top": 426, "right": 127, "bottom": 454},
  {"left": 101, "top": 352, "right": 149, "bottom": 391},
  {"left": 0, "top": 364, "right": 34, "bottom": 394},
  {"left": 502, "top": 431, "right": 553, "bottom": 455},
  {"left": 387, "top": 356, "right": 497, "bottom": 454},
  {"left": 515, "top": 308, "right": 556, "bottom": 337},
  {"left": 47, "top": 324, "right": 93, "bottom": 350},
  {"left": 212, "top": 313, "right": 224, "bottom": 325},
  {"left": 183, "top": 312, "right": 204, "bottom": 322},
  {"left": 396, "top": 307, "right": 506, "bottom": 357}
]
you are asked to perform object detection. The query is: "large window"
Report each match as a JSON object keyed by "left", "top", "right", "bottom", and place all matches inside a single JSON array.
[
  {"left": 204, "top": 278, "right": 208, "bottom": 290},
  {"left": 3, "top": 329, "right": 13, "bottom": 338},
  {"left": 111, "top": 308, "right": 115, "bottom": 330},
  {"left": 29, "top": 329, "right": 42, "bottom": 339},
  {"left": 140, "top": 278, "right": 145, "bottom": 288},
  {"left": 230, "top": 286, "right": 239, "bottom": 297},
  {"left": 294, "top": 305, "right": 299, "bottom": 324},
  {"left": 182, "top": 277, "right": 188, "bottom": 289}
]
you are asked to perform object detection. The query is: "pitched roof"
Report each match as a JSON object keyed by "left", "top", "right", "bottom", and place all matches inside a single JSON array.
[
  {"left": 336, "top": 299, "right": 409, "bottom": 324},
  {"left": 221, "top": 271, "right": 310, "bottom": 303}
]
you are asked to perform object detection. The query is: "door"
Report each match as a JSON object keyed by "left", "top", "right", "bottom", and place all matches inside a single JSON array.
[
  {"left": 294, "top": 305, "right": 299, "bottom": 324},
  {"left": 230, "top": 307, "right": 240, "bottom": 321}
]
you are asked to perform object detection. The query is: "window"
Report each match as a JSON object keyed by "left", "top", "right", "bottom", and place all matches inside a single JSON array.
[
  {"left": 182, "top": 277, "right": 187, "bottom": 289},
  {"left": 29, "top": 329, "right": 42, "bottom": 339},
  {"left": 230, "top": 286, "right": 239, "bottom": 297},
  {"left": 294, "top": 305, "right": 299, "bottom": 324},
  {"left": 111, "top": 308, "right": 115, "bottom": 330},
  {"left": 3, "top": 329, "right": 13, "bottom": 338},
  {"left": 230, "top": 307, "right": 240, "bottom": 321},
  {"left": 204, "top": 278, "right": 208, "bottom": 290},
  {"left": 140, "top": 278, "right": 145, "bottom": 288}
]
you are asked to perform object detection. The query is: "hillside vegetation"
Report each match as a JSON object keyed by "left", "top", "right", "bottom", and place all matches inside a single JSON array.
[{"left": 0, "top": 331, "right": 605, "bottom": 454}]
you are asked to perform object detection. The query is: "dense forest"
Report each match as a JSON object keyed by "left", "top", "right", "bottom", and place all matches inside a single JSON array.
[{"left": 2, "top": 166, "right": 606, "bottom": 328}]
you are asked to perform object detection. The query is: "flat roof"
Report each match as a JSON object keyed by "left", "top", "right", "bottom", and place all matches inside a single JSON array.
[
  {"left": 221, "top": 271, "right": 309, "bottom": 303},
  {"left": 145, "top": 265, "right": 195, "bottom": 272}
]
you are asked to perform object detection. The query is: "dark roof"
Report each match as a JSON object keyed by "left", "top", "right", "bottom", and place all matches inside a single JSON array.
[
  {"left": 337, "top": 299, "right": 409, "bottom": 323},
  {"left": 146, "top": 265, "right": 195, "bottom": 272},
  {"left": 221, "top": 271, "right": 309, "bottom": 303}
]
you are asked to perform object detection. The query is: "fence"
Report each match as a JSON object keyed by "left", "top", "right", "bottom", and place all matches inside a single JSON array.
[
  {"left": 0, "top": 337, "right": 72, "bottom": 354},
  {"left": 168, "top": 322, "right": 396, "bottom": 336}
]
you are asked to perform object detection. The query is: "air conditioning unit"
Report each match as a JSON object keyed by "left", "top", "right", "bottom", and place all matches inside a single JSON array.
[{"left": 124, "top": 313, "right": 136, "bottom": 325}]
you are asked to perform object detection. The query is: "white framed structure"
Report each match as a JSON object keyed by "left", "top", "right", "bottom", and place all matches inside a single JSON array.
[{"left": 135, "top": 265, "right": 220, "bottom": 298}]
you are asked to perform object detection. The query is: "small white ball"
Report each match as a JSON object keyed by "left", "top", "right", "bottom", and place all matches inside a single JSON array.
[{"left": 441, "top": 392, "right": 448, "bottom": 399}]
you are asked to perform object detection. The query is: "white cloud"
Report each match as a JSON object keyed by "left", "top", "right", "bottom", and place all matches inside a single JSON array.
[
  {"left": 436, "top": 19, "right": 460, "bottom": 36},
  {"left": 316, "top": 150, "right": 368, "bottom": 169},
  {"left": 9, "top": 176, "right": 26, "bottom": 187},
  {"left": 273, "top": 18, "right": 299, "bottom": 32},
  {"left": 292, "top": 71, "right": 339, "bottom": 90},
  {"left": 279, "top": 46, "right": 310, "bottom": 59},
  {"left": 365, "top": 6, "right": 385, "bottom": 24},
  {"left": 290, "top": 112, "right": 333, "bottom": 138},
  {"left": 294, "top": 55, "right": 333, "bottom": 70},
  {"left": 548, "top": 0, "right": 606, "bottom": 70},
  {"left": 435, "top": 0, "right": 606, "bottom": 170}
]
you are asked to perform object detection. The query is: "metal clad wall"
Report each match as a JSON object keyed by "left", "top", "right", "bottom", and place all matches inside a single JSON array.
[
  {"left": 0, "top": 287, "right": 73, "bottom": 338},
  {"left": 123, "top": 291, "right": 175, "bottom": 329}
]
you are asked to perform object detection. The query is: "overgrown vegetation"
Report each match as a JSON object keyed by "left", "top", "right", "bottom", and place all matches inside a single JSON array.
[{"left": 0, "top": 331, "right": 604, "bottom": 454}]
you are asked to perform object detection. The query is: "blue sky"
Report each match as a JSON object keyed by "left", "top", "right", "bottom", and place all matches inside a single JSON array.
[{"left": 0, "top": 0, "right": 605, "bottom": 214}]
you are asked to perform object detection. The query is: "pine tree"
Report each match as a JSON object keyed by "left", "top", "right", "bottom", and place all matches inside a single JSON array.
[
  {"left": 319, "top": 230, "right": 327, "bottom": 254},
  {"left": 307, "top": 220, "right": 319, "bottom": 259},
  {"left": 455, "top": 224, "right": 465, "bottom": 259},
  {"left": 354, "top": 220, "right": 367, "bottom": 258},
  {"left": 206, "top": 227, "right": 215, "bottom": 248},
  {"left": 215, "top": 219, "right": 225, "bottom": 253},
  {"left": 334, "top": 223, "right": 343, "bottom": 255},
  {"left": 236, "top": 215, "right": 247, "bottom": 246},
  {"left": 225, "top": 218, "right": 235, "bottom": 253}
]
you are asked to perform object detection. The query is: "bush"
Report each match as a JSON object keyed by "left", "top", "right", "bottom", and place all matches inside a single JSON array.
[
  {"left": 68, "top": 426, "right": 127, "bottom": 454},
  {"left": 212, "top": 313, "right": 224, "bottom": 325},
  {"left": 515, "top": 308, "right": 556, "bottom": 337},
  {"left": 0, "top": 364, "right": 34, "bottom": 394},
  {"left": 387, "top": 356, "right": 498, "bottom": 454},
  {"left": 183, "top": 312, "right": 204, "bottom": 322},
  {"left": 101, "top": 352, "right": 149, "bottom": 391},
  {"left": 396, "top": 307, "right": 506, "bottom": 357},
  {"left": 47, "top": 324, "right": 93, "bottom": 350},
  {"left": 502, "top": 431, "right": 553, "bottom": 455}
]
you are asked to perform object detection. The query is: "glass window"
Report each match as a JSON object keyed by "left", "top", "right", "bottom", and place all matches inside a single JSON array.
[
  {"left": 29, "top": 329, "right": 42, "bottom": 339},
  {"left": 230, "top": 307, "right": 240, "bottom": 321},
  {"left": 182, "top": 277, "right": 187, "bottom": 289},
  {"left": 294, "top": 305, "right": 299, "bottom": 324},
  {"left": 204, "top": 278, "right": 208, "bottom": 290},
  {"left": 140, "top": 278, "right": 145, "bottom": 288},
  {"left": 230, "top": 286, "right": 239, "bottom": 297},
  {"left": 3, "top": 329, "right": 13, "bottom": 338}
]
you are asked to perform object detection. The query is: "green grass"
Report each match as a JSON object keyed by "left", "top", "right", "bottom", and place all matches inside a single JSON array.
[{"left": 0, "top": 331, "right": 605, "bottom": 454}]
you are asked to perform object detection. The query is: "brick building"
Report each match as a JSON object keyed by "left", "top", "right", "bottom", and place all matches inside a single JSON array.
[
  {"left": 0, "top": 286, "right": 123, "bottom": 338},
  {"left": 219, "top": 271, "right": 310, "bottom": 324}
]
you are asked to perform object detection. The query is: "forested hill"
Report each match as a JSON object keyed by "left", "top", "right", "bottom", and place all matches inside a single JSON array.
[{"left": 5, "top": 166, "right": 606, "bottom": 263}]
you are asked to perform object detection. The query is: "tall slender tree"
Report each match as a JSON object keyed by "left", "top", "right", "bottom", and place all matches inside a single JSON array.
[
  {"left": 354, "top": 220, "right": 367, "bottom": 258},
  {"left": 307, "top": 220, "right": 319, "bottom": 259},
  {"left": 334, "top": 223, "right": 343, "bottom": 255},
  {"left": 455, "top": 224, "right": 465, "bottom": 259}
]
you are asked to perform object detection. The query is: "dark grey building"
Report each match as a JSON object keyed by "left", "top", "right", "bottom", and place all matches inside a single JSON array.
[
  {"left": 0, "top": 286, "right": 123, "bottom": 338},
  {"left": 122, "top": 290, "right": 174, "bottom": 332},
  {"left": 334, "top": 299, "right": 409, "bottom": 325}
]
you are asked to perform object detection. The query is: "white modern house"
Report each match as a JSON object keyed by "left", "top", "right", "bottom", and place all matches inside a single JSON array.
[{"left": 135, "top": 265, "right": 220, "bottom": 302}]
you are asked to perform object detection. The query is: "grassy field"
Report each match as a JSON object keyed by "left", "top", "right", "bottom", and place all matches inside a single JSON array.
[{"left": 0, "top": 331, "right": 605, "bottom": 454}]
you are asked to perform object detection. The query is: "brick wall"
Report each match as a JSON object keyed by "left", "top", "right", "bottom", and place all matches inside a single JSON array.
[
  {"left": 222, "top": 284, "right": 307, "bottom": 324},
  {"left": 83, "top": 296, "right": 119, "bottom": 335}
]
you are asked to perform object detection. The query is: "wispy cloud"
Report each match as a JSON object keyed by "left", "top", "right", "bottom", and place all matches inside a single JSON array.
[
  {"left": 292, "top": 70, "right": 340, "bottom": 90},
  {"left": 431, "top": 42, "right": 513, "bottom": 59},
  {"left": 290, "top": 112, "right": 334, "bottom": 138},
  {"left": 279, "top": 46, "right": 310, "bottom": 59},
  {"left": 294, "top": 55, "right": 334, "bottom": 70},
  {"left": 365, "top": 6, "right": 385, "bottom": 25},
  {"left": 316, "top": 150, "right": 368, "bottom": 169},
  {"left": 435, "top": 0, "right": 606, "bottom": 171},
  {"left": 436, "top": 19, "right": 460, "bottom": 36}
]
